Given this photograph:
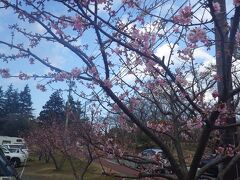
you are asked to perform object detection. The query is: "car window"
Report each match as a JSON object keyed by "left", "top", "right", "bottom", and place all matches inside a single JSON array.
[
  {"left": 142, "top": 150, "right": 149, "bottom": 155},
  {"left": 142, "top": 149, "right": 155, "bottom": 156},
  {"left": 8, "top": 149, "right": 17, "bottom": 153},
  {"left": 16, "top": 139, "right": 23, "bottom": 143},
  {"left": 9, "top": 145, "right": 21, "bottom": 149},
  {"left": 148, "top": 150, "right": 155, "bottom": 155},
  {"left": 2, "top": 140, "right": 11, "bottom": 145},
  {"left": 9, "top": 144, "right": 27, "bottom": 149}
]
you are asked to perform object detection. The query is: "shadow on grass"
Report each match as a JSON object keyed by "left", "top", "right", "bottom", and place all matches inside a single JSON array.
[{"left": 19, "top": 156, "right": 115, "bottom": 180}]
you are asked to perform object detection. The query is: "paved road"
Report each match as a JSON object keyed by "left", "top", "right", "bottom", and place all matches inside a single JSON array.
[{"left": 98, "top": 158, "right": 139, "bottom": 176}]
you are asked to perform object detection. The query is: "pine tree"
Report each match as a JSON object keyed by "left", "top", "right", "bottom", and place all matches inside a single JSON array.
[
  {"left": 0, "top": 87, "right": 5, "bottom": 118},
  {"left": 19, "top": 85, "right": 33, "bottom": 120},
  {"left": 4, "top": 84, "right": 20, "bottom": 118},
  {"left": 39, "top": 90, "right": 65, "bottom": 123},
  {"left": 0, "top": 85, "right": 31, "bottom": 136},
  {"left": 67, "top": 96, "right": 85, "bottom": 122}
]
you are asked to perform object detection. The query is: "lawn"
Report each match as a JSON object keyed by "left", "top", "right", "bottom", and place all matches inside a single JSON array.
[{"left": 19, "top": 156, "right": 115, "bottom": 180}]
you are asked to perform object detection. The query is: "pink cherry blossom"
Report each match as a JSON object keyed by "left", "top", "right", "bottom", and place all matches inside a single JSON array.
[
  {"left": 103, "top": 79, "right": 113, "bottom": 88},
  {"left": 71, "top": 67, "right": 81, "bottom": 78},
  {"left": 29, "top": 58, "right": 35, "bottom": 64},
  {"left": 173, "top": 27, "right": 180, "bottom": 33},
  {"left": 0, "top": 68, "right": 10, "bottom": 78},
  {"left": 186, "top": 118, "right": 203, "bottom": 129},
  {"left": 88, "top": 66, "right": 98, "bottom": 75},
  {"left": 234, "top": 0, "right": 240, "bottom": 6},
  {"left": 212, "top": 90, "right": 219, "bottom": 98},
  {"left": 173, "top": 6, "right": 192, "bottom": 25},
  {"left": 175, "top": 75, "right": 188, "bottom": 85},
  {"left": 36, "top": 84, "right": 46, "bottom": 92},
  {"left": 147, "top": 121, "right": 172, "bottom": 133},
  {"left": 215, "top": 146, "right": 225, "bottom": 154},
  {"left": 213, "top": 2, "right": 221, "bottom": 13},
  {"left": 187, "top": 27, "right": 208, "bottom": 45},
  {"left": 226, "top": 145, "right": 234, "bottom": 157},
  {"left": 19, "top": 72, "right": 30, "bottom": 80},
  {"left": 73, "top": 16, "right": 85, "bottom": 34},
  {"left": 112, "top": 103, "right": 120, "bottom": 112},
  {"left": 54, "top": 72, "right": 71, "bottom": 81}
]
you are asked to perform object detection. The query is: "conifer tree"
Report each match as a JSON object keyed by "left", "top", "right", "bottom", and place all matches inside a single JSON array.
[
  {"left": 39, "top": 90, "right": 65, "bottom": 123},
  {"left": 4, "top": 84, "right": 20, "bottom": 118},
  {"left": 19, "top": 85, "right": 33, "bottom": 120},
  {"left": 0, "top": 87, "right": 5, "bottom": 118}
]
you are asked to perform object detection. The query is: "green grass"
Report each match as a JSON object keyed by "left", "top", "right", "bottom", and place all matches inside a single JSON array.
[{"left": 20, "top": 156, "right": 115, "bottom": 180}]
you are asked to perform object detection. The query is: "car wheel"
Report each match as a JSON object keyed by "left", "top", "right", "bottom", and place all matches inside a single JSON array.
[{"left": 10, "top": 158, "right": 20, "bottom": 167}]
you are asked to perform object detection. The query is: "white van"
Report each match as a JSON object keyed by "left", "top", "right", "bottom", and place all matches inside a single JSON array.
[{"left": 0, "top": 136, "right": 25, "bottom": 145}]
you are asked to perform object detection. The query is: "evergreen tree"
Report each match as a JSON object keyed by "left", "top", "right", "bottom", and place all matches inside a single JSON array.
[
  {"left": 0, "top": 85, "right": 32, "bottom": 136},
  {"left": 67, "top": 96, "right": 85, "bottom": 122},
  {"left": 0, "top": 87, "right": 5, "bottom": 118},
  {"left": 39, "top": 90, "right": 65, "bottom": 123},
  {"left": 4, "top": 84, "right": 20, "bottom": 117},
  {"left": 19, "top": 85, "right": 33, "bottom": 119}
]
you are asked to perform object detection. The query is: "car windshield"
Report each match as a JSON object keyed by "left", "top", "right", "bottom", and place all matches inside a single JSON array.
[
  {"left": 6, "top": 144, "right": 27, "bottom": 149},
  {"left": 9, "top": 149, "right": 23, "bottom": 153},
  {"left": 8, "top": 149, "right": 18, "bottom": 153},
  {"left": 142, "top": 149, "right": 155, "bottom": 156},
  {"left": 142, "top": 149, "right": 163, "bottom": 156}
]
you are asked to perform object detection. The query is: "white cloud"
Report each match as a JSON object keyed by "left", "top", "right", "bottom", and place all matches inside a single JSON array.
[
  {"left": 193, "top": 48, "right": 215, "bottom": 72},
  {"left": 192, "top": 8, "right": 212, "bottom": 23},
  {"left": 33, "top": 23, "right": 46, "bottom": 34},
  {"left": 156, "top": 43, "right": 180, "bottom": 64},
  {"left": 121, "top": 72, "right": 136, "bottom": 83},
  {"left": 41, "top": 44, "right": 68, "bottom": 73}
]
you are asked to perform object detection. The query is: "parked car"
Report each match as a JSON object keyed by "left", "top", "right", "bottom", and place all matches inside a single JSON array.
[
  {"left": 1, "top": 146, "right": 27, "bottom": 167},
  {"left": 2, "top": 144, "right": 29, "bottom": 158},
  {"left": 141, "top": 148, "right": 164, "bottom": 157},
  {"left": 0, "top": 148, "right": 19, "bottom": 179},
  {"left": 139, "top": 148, "right": 171, "bottom": 173}
]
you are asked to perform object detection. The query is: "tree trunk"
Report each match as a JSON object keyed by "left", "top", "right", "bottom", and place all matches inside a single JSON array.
[{"left": 214, "top": 0, "right": 238, "bottom": 179}]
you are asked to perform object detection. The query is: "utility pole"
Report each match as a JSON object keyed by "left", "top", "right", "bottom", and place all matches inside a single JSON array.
[{"left": 65, "top": 80, "right": 74, "bottom": 130}]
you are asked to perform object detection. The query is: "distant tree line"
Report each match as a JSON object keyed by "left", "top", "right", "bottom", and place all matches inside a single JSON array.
[
  {"left": 0, "top": 84, "right": 86, "bottom": 137},
  {"left": 0, "top": 84, "right": 33, "bottom": 136}
]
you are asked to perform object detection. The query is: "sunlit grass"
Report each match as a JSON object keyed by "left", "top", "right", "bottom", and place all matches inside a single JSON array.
[{"left": 20, "top": 156, "right": 115, "bottom": 180}]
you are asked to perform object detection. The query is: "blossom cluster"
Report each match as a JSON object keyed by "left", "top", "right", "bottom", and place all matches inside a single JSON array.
[
  {"left": 234, "top": 0, "right": 240, "bottom": 6},
  {"left": 130, "top": 27, "right": 157, "bottom": 55},
  {"left": 147, "top": 121, "right": 172, "bottom": 133},
  {"left": 213, "top": 2, "right": 221, "bottom": 13},
  {"left": 19, "top": 72, "right": 30, "bottom": 80},
  {"left": 216, "top": 145, "right": 235, "bottom": 157},
  {"left": 0, "top": 68, "right": 10, "bottom": 78},
  {"left": 186, "top": 117, "right": 203, "bottom": 129},
  {"left": 187, "top": 27, "right": 209, "bottom": 46},
  {"left": 102, "top": 138, "right": 124, "bottom": 158},
  {"left": 173, "top": 6, "right": 192, "bottom": 25},
  {"left": 36, "top": 84, "right": 47, "bottom": 92},
  {"left": 236, "top": 32, "right": 240, "bottom": 46}
]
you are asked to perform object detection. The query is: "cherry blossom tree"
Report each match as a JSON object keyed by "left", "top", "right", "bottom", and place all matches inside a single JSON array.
[
  {"left": 24, "top": 121, "right": 102, "bottom": 180},
  {"left": 1, "top": 0, "right": 240, "bottom": 179}
]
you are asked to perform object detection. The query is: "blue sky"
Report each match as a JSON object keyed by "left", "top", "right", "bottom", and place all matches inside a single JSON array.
[
  {"left": 0, "top": 1, "right": 120, "bottom": 116},
  {"left": 0, "top": 0, "right": 236, "bottom": 117},
  {"left": 0, "top": 4, "right": 78, "bottom": 116}
]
